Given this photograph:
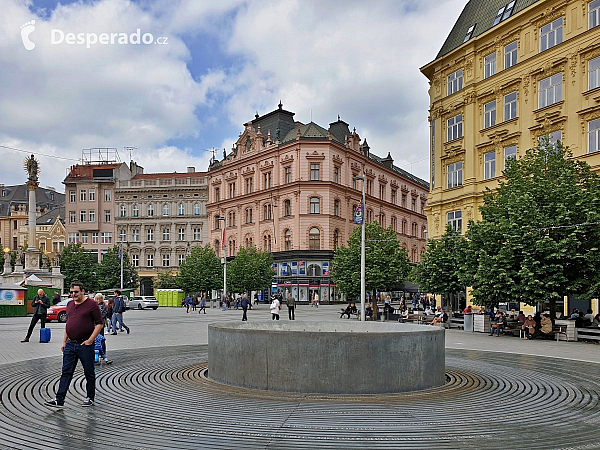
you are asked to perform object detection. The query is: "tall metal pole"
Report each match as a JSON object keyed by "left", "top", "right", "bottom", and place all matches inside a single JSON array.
[
  {"left": 360, "top": 172, "right": 366, "bottom": 321},
  {"left": 218, "top": 217, "right": 227, "bottom": 305},
  {"left": 120, "top": 241, "right": 124, "bottom": 290}
]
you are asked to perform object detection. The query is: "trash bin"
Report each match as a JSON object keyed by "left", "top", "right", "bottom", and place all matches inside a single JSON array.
[{"left": 463, "top": 313, "right": 474, "bottom": 332}]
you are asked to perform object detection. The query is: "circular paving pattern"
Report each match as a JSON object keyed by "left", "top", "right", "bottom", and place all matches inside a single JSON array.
[{"left": 1, "top": 346, "right": 599, "bottom": 449}]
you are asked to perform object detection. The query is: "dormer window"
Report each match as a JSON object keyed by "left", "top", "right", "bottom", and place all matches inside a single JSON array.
[
  {"left": 494, "top": 1, "right": 516, "bottom": 26},
  {"left": 464, "top": 24, "right": 476, "bottom": 42}
]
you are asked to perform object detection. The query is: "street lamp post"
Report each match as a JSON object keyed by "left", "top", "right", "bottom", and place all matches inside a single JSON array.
[
  {"left": 353, "top": 173, "right": 366, "bottom": 321},
  {"left": 217, "top": 217, "right": 227, "bottom": 307},
  {"left": 119, "top": 239, "right": 127, "bottom": 290}
]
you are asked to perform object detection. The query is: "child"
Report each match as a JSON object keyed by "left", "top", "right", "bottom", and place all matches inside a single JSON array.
[{"left": 94, "top": 334, "right": 113, "bottom": 365}]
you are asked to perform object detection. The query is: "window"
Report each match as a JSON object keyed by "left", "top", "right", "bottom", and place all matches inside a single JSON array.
[
  {"left": 504, "top": 145, "right": 517, "bottom": 168},
  {"left": 447, "top": 69, "right": 463, "bottom": 95},
  {"left": 162, "top": 228, "right": 170, "bottom": 241},
  {"left": 163, "top": 204, "right": 170, "bottom": 216},
  {"left": 263, "top": 204, "right": 272, "bottom": 220},
  {"left": 402, "top": 194, "right": 407, "bottom": 208},
  {"left": 310, "top": 164, "right": 320, "bottom": 181},
  {"left": 263, "top": 235, "right": 271, "bottom": 252},
  {"left": 193, "top": 203, "right": 200, "bottom": 215},
  {"left": 464, "top": 24, "right": 475, "bottom": 42},
  {"left": 68, "top": 233, "right": 79, "bottom": 244},
  {"left": 120, "top": 205, "right": 126, "bottom": 217},
  {"left": 89, "top": 189, "right": 95, "bottom": 201},
  {"left": 228, "top": 211, "right": 236, "bottom": 227},
  {"left": 69, "top": 191, "right": 75, "bottom": 203},
  {"left": 146, "top": 227, "right": 154, "bottom": 242},
  {"left": 309, "top": 227, "right": 320, "bottom": 250},
  {"left": 493, "top": 5, "right": 506, "bottom": 26},
  {"left": 447, "top": 210, "right": 462, "bottom": 232},
  {"left": 591, "top": 0, "right": 600, "bottom": 28},
  {"left": 379, "top": 185, "right": 385, "bottom": 200},
  {"left": 245, "top": 237, "right": 253, "bottom": 248},
  {"left": 310, "top": 197, "right": 320, "bottom": 214},
  {"left": 178, "top": 203, "right": 185, "bottom": 216},
  {"left": 104, "top": 210, "right": 111, "bottom": 223},
  {"left": 178, "top": 254, "right": 185, "bottom": 266},
  {"left": 80, "top": 189, "right": 87, "bottom": 202},
  {"left": 484, "top": 101, "right": 496, "bottom": 128},
  {"left": 284, "top": 230, "right": 292, "bottom": 251},
  {"left": 101, "top": 232, "right": 112, "bottom": 244},
  {"left": 178, "top": 228, "right": 185, "bottom": 240},
  {"left": 92, "top": 232, "right": 98, "bottom": 244},
  {"left": 264, "top": 172, "right": 272, "bottom": 189},
  {"left": 89, "top": 210, "right": 95, "bottom": 222},
  {"left": 352, "top": 174, "right": 357, "bottom": 189},
  {"left": 80, "top": 210, "right": 87, "bottom": 222},
  {"left": 334, "top": 199, "right": 340, "bottom": 217},
  {"left": 391, "top": 216, "right": 397, "bottom": 232},
  {"left": 162, "top": 254, "right": 170, "bottom": 267},
  {"left": 147, "top": 254, "right": 154, "bottom": 267},
  {"left": 284, "top": 200, "right": 291, "bottom": 217},
  {"left": 504, "top": 92, "right": 517, "bottom": 120},
  {"left": 366, "top": 209, "right": 373, "bottom": 222},
  {"left": 245, "top": 177, "right": 254, "bottom": 194},
  {"left": 193, "top": 228, "right": 201, "bottom": 240},
  {"left": 132, "top": 254, "right": 139, "bottom": 267},
  {"left": 538, "top": 73, "right": 562, "bottom": 108},
  {"left": 215, "top": 216, "right": 221, "bottom": 229},
  {"left": 119, "top": 229, "right": 126, "bottom": 242},
  {"left": 104, "top": 189, "right": 111, "bottom": 202},
  {"left": 447, "top": 161, "right": 463, "bottom": 189},
  {"left": 412, "top": 198, "right": 416, "bottom": 211},
  {"left": 229, "top": 182, "right": 236, "bottom": 199},
  {"left": 69, "top": 211, "right": 76, "bottom": 223},
  {"left": 484, "top": 53, "right": 496, "bottom": 78},
  {"left": 484, "top": 151, "right": 496, "bottom": 180},
  {"left": 215, "top": 187, "right": 220, "bottom": 201},
  {"left": 589, "top": 56, "right": 600, "bottom": 90},
  {"left": 81, "top": 233, "right": 88, "bottom": 244},
  {"left": 334, "top": 166, "right": 339, "bottom": 183},
  {"left": 447, "top": 114, "right": 463, "bottom": 141},
  {"left": 133, "top": 205, "right": 139, "bottom": 217},
  {"left": 502, "top": 0, "right": 516, "bottom": 20},
  {"left": 504, "top": 41, "right": 517, "bottom": 69},
  {"left": 132, "top": 229, "right": 139, "bottom": 242},
  {"left": 285, "top": 167, "right": 292, "bottom": 184},
  {"left": 147, "top": 204, "right": 154, "bottom": 216},
  {"left": 540, "top": 18, "right": 563, "bottom": 51},
  {"left": 539, "top": 131, "right": 562, "bottom": 149},
  {"left": 589, "top": 119, "right": 600, "bottom": 153},
  {"left": 391, "top": 189, "right": 397, "bottom": 204},
  {"left": 245, "top": 208, "right": 253, "bottom": 224}
]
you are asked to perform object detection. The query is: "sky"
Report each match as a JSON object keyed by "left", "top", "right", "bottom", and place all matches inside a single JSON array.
[{"left": 0, "top": 0, "right": 466, "bottom": 192}]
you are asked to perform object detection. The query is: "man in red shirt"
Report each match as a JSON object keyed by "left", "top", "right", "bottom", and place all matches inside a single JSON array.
[{"left": 44, "top": 282, "right": 103, "bottom": 408}]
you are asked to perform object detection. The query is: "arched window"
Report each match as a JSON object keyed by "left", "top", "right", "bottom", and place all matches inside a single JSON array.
[
  {"left": 132, "top": 204, "right": 139, "bottom": 217},
  {"left": 284, "top": 229, "right": 292, "bottom": 251},
  {"left": 263, "top": 234, "right": 272, "bottom": 252},
  {"left": 178, "top": 203, "right": 185, "bottom": 216},
  {"left": 284, "top": 200, "right": 291, "bottom": 217},
  {"left": 193, "top": 203, "right": 200, "bottom": 215},
  {"left": 310, "top": 197, "right": 320, "bottom": 214},
  {"left": 334, "top": 199, "right": 340, "bottom": 217},
  {"left": 147, "top": 204, "right": 154, "bottom": 217},
  {"left": 163, "top": 204, "right": 170, "bottom": 216},
  {"left": 263, "top": 204, "right": 272, "bottom": 220},
  {"left": 333, "top": 229, "right": 339, "bottom": 250},
  {"left": 309, "top": 227, "right": 320, "bottom": 250}
]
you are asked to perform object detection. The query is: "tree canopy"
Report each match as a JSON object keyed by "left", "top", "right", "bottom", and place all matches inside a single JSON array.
[
  {"left": 176, "top": 244, "right": 222, "bottom": 294},
  {"left": 97, "top": 245, "right": 139, "bottom": 290},
  {"left": 226, "top": 246, "right": 274, "bottom": 295},
  {"left": 154, "top": 271, "right": 180, "bottom": 289},
  {"left": 60, "top": 243, "right": 99, "bottom": 292}
]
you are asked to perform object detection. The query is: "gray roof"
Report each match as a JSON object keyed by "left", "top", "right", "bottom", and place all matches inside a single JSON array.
[
  {"left": 281, "top": 122, "right": 337, "bottom": 143},
  {"left": 368, "top": 153, "right": 430, "bottom": 189},
  {"left": 436, "top": 0, "right": 540, "bottom": 59},
  {"left": 0, "top": 185, "right": 65, "bottom": 218},
  {"left": 36, "top": 205, "right": 65, "bottom": 225}
]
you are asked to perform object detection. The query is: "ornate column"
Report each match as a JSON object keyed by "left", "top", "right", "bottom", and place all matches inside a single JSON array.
[{"left": 24, "top": 155, "right": 40, "bottom": 272}]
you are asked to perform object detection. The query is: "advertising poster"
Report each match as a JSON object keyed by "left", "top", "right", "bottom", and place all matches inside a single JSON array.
[{"left": 0, "top": 289, "right": 25, "bottom": 305}]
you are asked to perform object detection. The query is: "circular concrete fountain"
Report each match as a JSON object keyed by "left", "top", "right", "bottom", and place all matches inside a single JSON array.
[{"left": 208, "top": 321, "right": 445, "bottom": 394}]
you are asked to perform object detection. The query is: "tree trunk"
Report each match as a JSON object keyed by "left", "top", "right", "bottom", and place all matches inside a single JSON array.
[
  {"left": 549, "top": 297, "right": 557, "bottom": 322},
  {"left": 372, "top": 291, "right": 378, "bottom": 321}
]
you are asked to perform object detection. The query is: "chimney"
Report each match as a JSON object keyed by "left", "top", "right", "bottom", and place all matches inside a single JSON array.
[{"left": 187, "top": 167, "right": 195, "bottom": 173}]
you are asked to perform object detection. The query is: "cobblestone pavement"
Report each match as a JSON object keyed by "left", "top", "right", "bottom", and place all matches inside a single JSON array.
[{"left": 1, "top": 305, "right": 599, "bottom": 449}]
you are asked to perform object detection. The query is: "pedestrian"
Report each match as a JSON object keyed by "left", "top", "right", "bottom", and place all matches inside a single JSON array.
[
  {"left": 198, "top": 294, "right": 206, "bottom": 314},
  {"left": 192, "top": 295, "right": 198, "bottom": 311},
  {"left": 286, "top": 293, "right": 296, "bottom": 320},
  {"left": 21, "top": 289, "right": 51, "bottom": 343},
  {"left": 241, "top": 293, "right": 250, "bottom": 321},
  {"left": 106, "top": 297, "right": 114, "bottom": 333},
  {"left": 94, "top": 293, "right": 109, "bottom": 359},
  {"left": 314, "top": 292, "right": 319, "bottom": 308},
  {"left": 53, "top": 291, "right": 61, "bottom": 306},
  {"left": 44, "top": 282, "right": 103, "bottom": 408},
  {"left": 184, "top": 294, "right": 191, "bottom": 313},
  {"left": 110, "top": 290, "right": 130, "bottom": 335},
  {"left": 270, "top": 296, "right": 280, "bottom": 320}
]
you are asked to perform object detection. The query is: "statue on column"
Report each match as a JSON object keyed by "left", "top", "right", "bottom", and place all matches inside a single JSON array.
[{"left": 25, "top": 154, "right": 40, "bottom": 186}]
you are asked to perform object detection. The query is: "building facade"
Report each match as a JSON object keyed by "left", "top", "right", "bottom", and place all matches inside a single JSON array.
[
  {"left": 207, "top": 103, "right": 429, "bottom": 303},
  {"left": 421, "top": 0, "right": 600, "bottom": 240},
  {"left": 0, "top": 184, "right": 64, "bottom": 251},
  {"left": 114, "top": 168, "right": 208, "bottom": 295}
]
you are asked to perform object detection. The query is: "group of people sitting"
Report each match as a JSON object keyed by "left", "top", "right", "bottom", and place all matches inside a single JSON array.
[{"left": 487, "top": 309, "right": 554, "bottom": 339}]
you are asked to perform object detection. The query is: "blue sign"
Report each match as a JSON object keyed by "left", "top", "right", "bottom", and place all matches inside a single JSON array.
[{"left": 353, "top": 203, "right": 364, "bottom": 225}]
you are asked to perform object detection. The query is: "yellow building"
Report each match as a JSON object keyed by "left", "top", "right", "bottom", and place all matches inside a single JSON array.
[{"left": 421, "top": 0, "right": 600, "bottom": 314}]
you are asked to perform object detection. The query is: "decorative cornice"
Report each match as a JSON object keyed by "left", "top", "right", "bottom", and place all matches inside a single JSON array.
[
  {"left": 279, "top": 154, "right": 294, "bottom": 165},
  {"left": 332, "top": 154, "right": 344, "bottom": 165},
  {"left": 305, "top": 151, "right": 325, "bottom": 161}
]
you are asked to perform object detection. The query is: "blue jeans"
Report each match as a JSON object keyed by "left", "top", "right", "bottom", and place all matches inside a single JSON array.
[
  {"left": 111, "top": 312, "right": 129, "bottom": 332},
  {"left": 56, "top": 341, "right": 95, "bottom": 403}
]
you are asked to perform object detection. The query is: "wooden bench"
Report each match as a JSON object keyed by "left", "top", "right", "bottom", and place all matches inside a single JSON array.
[{"left": 576, "top": 327, "right": 600, "bottom": 342}]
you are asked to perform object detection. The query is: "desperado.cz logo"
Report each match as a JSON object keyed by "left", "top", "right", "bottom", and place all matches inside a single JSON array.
[{"left": 20, "top": 20, "right": 168, "bottom": 50}]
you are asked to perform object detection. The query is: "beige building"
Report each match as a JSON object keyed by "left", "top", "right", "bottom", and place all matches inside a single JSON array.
[
  {"left": 207, "top": 103, "right": 428, "bottom": 302},
  {"left": 421, "top": 0, "right": 600, "bottom": 312},
  {"left": 19, "top": 206, "right": 66, "bottom": 259},
  {"left": 114, "top": 168, "right": 208, "bottom": 295}
]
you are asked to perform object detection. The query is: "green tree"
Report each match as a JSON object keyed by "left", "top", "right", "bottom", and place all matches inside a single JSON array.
[
  {"left": 332, "top": 221, "right": 411, "bottom": 317},
  {"left": 97, "top": 245, "right": 139, "bottom": 290},
  {"left": 412, "top": 224, "right": 467, "bottom": 310},
  {"left": 226, "top": 246, "right": 274, "bottom": 295},
  {"left": 176, "top": 244, "right": 222, "bottom": 294},
  {"left": 60, "top": 243, "right": 99, "bottom": 292},
  {"left": 463, "top": 140, "right": 600, "bottom": 316},
  {"left": 154, "top": 271, "right": 180, "bottom": 289}
]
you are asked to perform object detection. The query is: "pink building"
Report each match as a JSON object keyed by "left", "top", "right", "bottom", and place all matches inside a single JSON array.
[{"left": 207, "top": 103, "right": 428, "bottom": 302}]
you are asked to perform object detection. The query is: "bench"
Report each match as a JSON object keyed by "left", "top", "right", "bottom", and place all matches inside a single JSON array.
[
  {"left": 576, "top": 327, "right": 600, "bottom": 342},
  {"left": 449, "top": 317, "right": 464, "bottom": 329}
]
